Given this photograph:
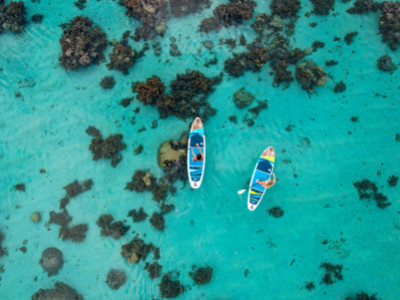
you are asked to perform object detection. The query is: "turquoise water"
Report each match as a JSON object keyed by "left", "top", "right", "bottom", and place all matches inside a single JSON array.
[{"left": 1, "top": 0, "right": 400, "bottom": 299}]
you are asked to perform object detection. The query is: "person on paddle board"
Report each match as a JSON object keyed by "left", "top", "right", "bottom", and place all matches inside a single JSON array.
[
  {"left": 191, "top": 143, "right": 204, "bottom": 162},
  {"left": 256, "top": 173, "right": 276, "bottom": 189}
]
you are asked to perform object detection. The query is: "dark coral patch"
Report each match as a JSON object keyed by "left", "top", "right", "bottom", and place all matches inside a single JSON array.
[
  {"left": 320, "top": 262, "right": 343, "bottom": 285},
  {"left": 144, "top": 261, "right": 162, "bottom": 279},
  {"left": 268, "top": 207, "right": 284, "bottom": 218},
  {"left": 86, "top": 126, "right": 126, "bottom": 167},
  {"left": 310, "top": 0, "right": 335, "bottom": 15},
  {"left": 106, "top": 269, "right": 126, "bottom": 290},
  {"left": 32, "top": 282, "right": 83, "bottom": 300},
  {"left": 100, "top": 76, "right": 116, "bottom": 89},
  {"left": 377, "top": 55, "right": 398, "bottom": 73},
  {"left": 59, "top": 224, "right": 88, "bottom": 243},
  {"left": 150, "top": 212, "right": 165, "bottom": 231},
  {"left": 121, "top": 0, "right": 168, "bottom": 41},
  {"left": 0, "top": 1, "right": 27, "bottom": 34},
  {"left": 59, "top": 16, "right": 107, "bottom": 70},
  {"left": 128, "top": 207, "right": 148, "bottom": 222},
  {"left": 159, "top": 274, "right": 185, "bottom": 298},
  {"left": 121, "top": 237, "right": 157, "bottom": 264},
  {"left": 353, "top": 179, "right": 391, "bottom": 209},
  {"left": 189, "top": 266, "right": 213, "bottom": 285},
  {"left": 170, "top": 0, "right": 211, "bottom": 17},
  {"left": 97, "top": 214, "right": 130, "bottom": 240},
  {"left": 388, "top": 175, "right": 398, "bottom": 186}
]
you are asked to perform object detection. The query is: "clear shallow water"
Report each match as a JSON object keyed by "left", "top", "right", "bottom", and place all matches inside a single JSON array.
[{"left": 1, "top": 0, "right": 400, "bottom": 299}]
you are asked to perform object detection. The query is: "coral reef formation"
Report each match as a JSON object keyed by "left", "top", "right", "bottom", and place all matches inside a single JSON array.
[
  {"left": 334, "top": 80, "right": 346, "bottom": 93},
  {"left": 270, "top": 0, "right": 301, "bottom": 18},
  {"left": 377, "top": 54, "right": 398, "bottom": 73},
  {"left": 134, "top": 71, "right": 221, "bottom": 120},
  {"left": 107, "top": 38, "right": 141, "bottom": 75},
  {"left": 120, "top": 0, "right": 168, "bottom": 40},
  {"left": 106, "top": 269, "right": 126, "bottom": 290},
  {"left": 189, "top": 266, "right": 213, "bottom": 284},
  {"left": 379, "top": 1, "right": 400, "bottom": 50},
  {"left": 128, "top": 207, "right": 148, "bottom": 222},
  {"left": 150, "top": 212, "right": 165, "bottom": 231},
  {"left": 295, "top": 60, "right": 327, "bottom": 93},
  {"left": 199, "top": 0, "right": 256, "bottom": 33},
  {"left": 159, "top": 274, "right": 185, "bottom": 298},
  {"left": 86, "top": 126, "right": 126, "bottom": 167},
  {"left": 233, "top": 89, "right": 255, "bottom": 108},
  {"left": 145, "top": 261, "right": 162, "bottom": 279},
  {"left": 40, "top": 247, "right": 64, "bottom": 276},
  {"left": 59, "top": 224, "right": 88, "bottom": 242},
  {"left": 121, "top": 237, "right": 158, "bottom": 264},
  {"left": 0, "top": 230, "right": 8, "bottom": 257},
  {"left": 310, "top": 0, "right": 335, "bottom": 15},
  {"left": 170, "top": 0, "right": 211, "bottom": 17},
  {"left": 353, "top": 179, "right": 391, "bottom": 208},
  {"left": 100, "top": 76, "right": 116, "bottom": 89},
  {"left": 268, "top": 206, "right": 284, "bottom": 218},
  {"left": 320, "top": 262, "right": 343, "bottom": 285},
  {"left": 0, "top": 1, "right": 26, "bottom": 34},
  {"left": 32, "top": 282, "right": 83, "bottom": 300},
  {"left": 345, "top": 292, "right": 379, "bottom": 300},
  {"left": 97, "top": 214, "right": 130, "bottom": 239},
  {"left": 59, "top": 16, "right": 107, "bottom": 70},
  {"left": 224, "top": 48, "right": 269, "bottom": 77}
]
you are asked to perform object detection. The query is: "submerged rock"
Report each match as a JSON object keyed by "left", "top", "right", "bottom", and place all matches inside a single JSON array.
[
  {"left": 40, "top": 247, "right": 64, "bottom": 276},
  {"left": 30, "top": 212, "right": 41, "bottom": 223},
  {"left": 158, "top": 140, "right": 186, "bottom": 168}
]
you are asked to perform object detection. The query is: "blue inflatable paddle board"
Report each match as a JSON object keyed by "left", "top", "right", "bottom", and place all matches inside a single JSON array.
[
  {"left": 187, "top": 117, "right": 206, "bottom": 189},
  {"left": 247, "top": 146, "right": 275, "bottom": 211}
]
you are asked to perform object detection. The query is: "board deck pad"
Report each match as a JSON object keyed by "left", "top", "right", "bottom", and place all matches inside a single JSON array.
[
  {"left": 187, "top": 118, "right": 206, "bottom": 189},
  {"left": 247, "top": 147, "right": 275, "bottom": 211}
]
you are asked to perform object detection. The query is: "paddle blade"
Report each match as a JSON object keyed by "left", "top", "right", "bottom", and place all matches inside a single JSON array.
[{"left": 237, "top": 189, "right": 247, "bottom": 195}]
